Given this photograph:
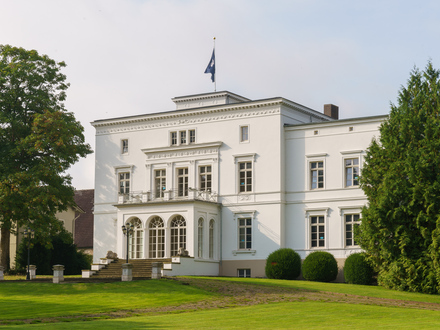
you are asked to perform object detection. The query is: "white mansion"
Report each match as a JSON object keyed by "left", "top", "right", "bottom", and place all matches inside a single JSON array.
[{"left": 92, "top": 91, "right": 386, "bottom": 278}]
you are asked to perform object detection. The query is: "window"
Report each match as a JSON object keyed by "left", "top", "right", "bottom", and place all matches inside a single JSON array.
[
  {"left": 238, "top": 269, "right": 251, "bottom": 278},
  {"left": 199, "top": 165, "right": 212, "bottom": 192},
  {"left": 240, "top": 125, "right": 249, "bottom": 142},
  {"left": 209, "top": 219, "right": 214, "bottom": 259},
  {"left": 345, "top": 158, "right": 359, "bottom": 187},
  {"left": 345, "top": 214, "right": 360, "bottom": 246},
  {"left": 189, "top": 129, "right": 196, "bottom": 143},
  {"left": 177, "top": 168, "right": 188, "bottom": 197},
  {"left": 154, "top": 169, "right": 166, "bottom": 198},
  {"left": 149, "top": 217, "right": 164, "bottom": 258},
  {"left": 127, "top": 218, "right": 143, "bottom": 259},
  {"left": 119, "top": 172, "right": 130, "bottom": 194},
  {"left": 238, "top": 218, "right": 252, "bottom": 249},
  {"left": 311, "top": 216, "right": 325, "bottom": 248},
  {"left": 239, "top": 162, "right": 252, "bottom": 192},
  {"left": 198, "top": 218, "right": 204, "bottom": 258},
  {"left": 180, "top": 131, "right": 187, "bottom": 144},
  {"left": 310, "top": 161, "right": 324, "bottom": 189},
  {"left": 170, "top": 130, "right": 196, "bottom": 146},
  {"left": 170, "top": 215, "right": 186, "bottom": 256},
  {"left": 121, "top": 139, "right": 128, "bottom": 154},
  {"left": 171, "top": 132, "right": 177, "bottom": 145}
]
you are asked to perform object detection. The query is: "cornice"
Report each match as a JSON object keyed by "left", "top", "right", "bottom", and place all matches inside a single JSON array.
[
  {"left": 143, "top": 142, "right": 222, "bottom": 160},
  {"left": 93, "top": 103, "right": 283, "bottom": 135}
]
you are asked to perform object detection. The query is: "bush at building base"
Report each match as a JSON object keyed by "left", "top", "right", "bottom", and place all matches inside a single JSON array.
[
  {"left": 302, "top": 251, "right": 338, "bottom": 282},
  {"left": 15, "top": 228, "right": 92, "bottom": 275},
  {"left": 343, "top": 253, "right": 375, "bottom": 285},
  {"left": 265, "top": 248, "right": 301, "bottom": 280}
]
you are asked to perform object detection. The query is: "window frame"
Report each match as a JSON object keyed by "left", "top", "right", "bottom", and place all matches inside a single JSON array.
[
  {"left": 237, "top": 269, "right": 251, "bottom": 278},
  {"left": 154, "top": 169, "right": 166, "bottom": 199},
  {"left": 198, "top": 218, "right": 204, "bottom": 258},
  {"left": 305, "top": 208, "right": 329, "bottom": 250},
  {"left": 240, "top": 125, "right": 249, "bottom": 143},
  {"left": 121, "top": 139, "right": 129, "bottom": 154},
  {"left": 169, "top": 129, "right": 196, "bottom": 146},
  {"left": 345, "top": 213, "right": 361, "bottom": 247},
  {"left": 209, "top": 219, "right": 215, "bottom": 259},
  {"left": 232, "top": 211, "right": 256, "bottom": 255},
  {"left": 310, "top": 161, "right": 324, "bottom": 190},
  {"left": 199, "top": 165, "right": 212, "bottom": 192},
  {"left": 176, "top": 167, "right": 189, "bottom": 197}
]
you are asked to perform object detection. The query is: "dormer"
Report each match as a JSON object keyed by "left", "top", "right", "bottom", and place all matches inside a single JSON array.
[{"left": 172, "top": 91, "right": 250, "bottom": 110}]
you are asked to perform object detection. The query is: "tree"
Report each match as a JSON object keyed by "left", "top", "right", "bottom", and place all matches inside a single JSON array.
[
  {"left": 0, "top": 45, "right": 92, "bottom": 270},
  {"left": 358, "top": 62, "right": 440, "bottom": 293}
]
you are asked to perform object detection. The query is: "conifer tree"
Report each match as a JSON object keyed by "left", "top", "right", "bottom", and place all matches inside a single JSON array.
[{"left": 359, "top": 62, "right": 440, "bottom": 293}]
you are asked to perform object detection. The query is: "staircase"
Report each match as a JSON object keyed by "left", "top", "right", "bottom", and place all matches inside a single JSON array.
[{"left": 91, "top": 259, "right": 171, "bottom": 279}]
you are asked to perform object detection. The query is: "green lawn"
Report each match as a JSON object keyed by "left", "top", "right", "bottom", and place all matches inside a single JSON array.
[{"left": 1, "top": 277, "right": 440, "bottom": 329}]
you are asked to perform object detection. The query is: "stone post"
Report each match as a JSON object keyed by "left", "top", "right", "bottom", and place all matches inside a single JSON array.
[
  {"left": 122, "top": 263, "right": 133, "bottom": 282},
  {"left": 52, "top": 264, "right": 65, "bottom": 283},
  {"left": 0, "top": 266, "right": 4, "bottom": 280},
  {"left": 29, "top": 265, "right": 37, "bottom": 280},
  {"left": 151, "top": 262, "right": 163, "bottom": 279}
]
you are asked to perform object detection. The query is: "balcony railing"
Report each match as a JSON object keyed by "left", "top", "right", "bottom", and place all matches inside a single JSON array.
[{"left": 118, "top": 188, "right": 218, "bottom": 204}]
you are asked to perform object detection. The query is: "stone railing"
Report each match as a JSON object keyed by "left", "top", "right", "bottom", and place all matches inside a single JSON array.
[{"left": 118, "top": 188, "right": 218, "bottom": 204}]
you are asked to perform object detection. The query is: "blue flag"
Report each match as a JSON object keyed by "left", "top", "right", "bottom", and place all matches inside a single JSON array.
[{"left": 204, "top": 49, "right": 215, "bottom": 82}]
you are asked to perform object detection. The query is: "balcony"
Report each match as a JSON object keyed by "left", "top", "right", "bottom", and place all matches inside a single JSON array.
[{"left": 117, "top": 188, "right": 218, "bottom": 205}]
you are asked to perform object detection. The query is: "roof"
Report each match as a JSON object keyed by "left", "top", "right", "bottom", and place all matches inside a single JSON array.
[{"left": 74, "top": 189, "right": 94, "bottom": 249}]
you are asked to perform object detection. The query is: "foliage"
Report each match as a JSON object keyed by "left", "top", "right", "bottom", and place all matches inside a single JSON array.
[
  {"left": 302, "top": 251, "right": 338, "bottom": 282},
  {"left": 265, "top": 248, "right": 301, "bottom": 280},
  {"left": 15, "top": 228, "right": 91, "bottom": 275},
  {"left": 343, "top": 253, "right": 375, "bottom": 285},
  {"left": 0, "top": 45, "right": 92, "bottom": 270},
  {"left": 358, "top": 62, "right": 440, "bottom": 294}
]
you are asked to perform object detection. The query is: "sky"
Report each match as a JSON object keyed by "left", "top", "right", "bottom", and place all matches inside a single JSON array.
[{"left": 2, "top": 0, "right": 440, "bottom": 190}]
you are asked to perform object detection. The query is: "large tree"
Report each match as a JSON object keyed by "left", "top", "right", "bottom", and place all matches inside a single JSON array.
[
  {"left": 358, "top": 62, "right": 440, "bottom": 293},
  {"left": 0, "top": 45, "right": 92, "bottom": 270}
]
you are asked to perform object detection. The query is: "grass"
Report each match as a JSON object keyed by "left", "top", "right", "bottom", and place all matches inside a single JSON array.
[{"left": 1, "top": 277, "right": 440, "bottom": 329}]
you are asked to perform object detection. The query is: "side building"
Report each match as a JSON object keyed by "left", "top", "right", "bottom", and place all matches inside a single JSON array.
[{"left": 91, "top": 91, "right": 385, "bottom": 278}]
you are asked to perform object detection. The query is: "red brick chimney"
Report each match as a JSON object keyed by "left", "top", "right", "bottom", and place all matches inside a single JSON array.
[{"left": 324, "top": 104, "right": 339, "bottom": 119}]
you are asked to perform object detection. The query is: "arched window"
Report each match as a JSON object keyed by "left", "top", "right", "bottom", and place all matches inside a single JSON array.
[
  {"left": 198, "top": 218, "right": 204, "bottom": 258},
  {"left": 149, "top": 217, "right": 165, "bottom": 258},
  {"left": 209, "top": 219, "right": 215, "bottom": 259},
  {"left": 127, "top": 218, "right": 143, "bottom": 259},
  {"left": 170, "top": 215, "right": 186, "bottom": 256}
]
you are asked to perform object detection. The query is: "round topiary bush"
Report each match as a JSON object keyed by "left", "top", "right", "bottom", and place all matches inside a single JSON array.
[
  {"left": 302, "top": 251, "right": 338, "bottom": 282},
  {"left": 265, "top": 248, "right": 301, "bottom": 280},
  {"left": 344, "top": 253, "right": 375, "bottom": 285}
]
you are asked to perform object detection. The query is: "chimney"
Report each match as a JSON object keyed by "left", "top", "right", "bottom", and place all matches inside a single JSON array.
[{"left": 324, "top": 104, "right": 339, "bottom": 120}]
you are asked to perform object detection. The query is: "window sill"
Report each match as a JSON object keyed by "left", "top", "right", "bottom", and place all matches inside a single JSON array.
[{"left": 232, "top": 249, "right": 256, "bottom": 256}]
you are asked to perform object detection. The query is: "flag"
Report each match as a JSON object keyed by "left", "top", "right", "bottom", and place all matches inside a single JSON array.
[{"left": 204, "top": 49, "right": 215, "bottom": 82}]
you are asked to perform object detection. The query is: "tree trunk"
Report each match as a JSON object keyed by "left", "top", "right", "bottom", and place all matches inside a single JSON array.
[{"left": 0, "top": 226, "right": 10, "bottom": 271}]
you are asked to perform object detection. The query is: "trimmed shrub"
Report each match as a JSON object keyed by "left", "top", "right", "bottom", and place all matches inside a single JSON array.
[
  {"left": 344, "top": 253, "right": 375, "bottom": 285},
  {"left": 15, "top": 228, "right": 91, "bottom": 275},
  {"left": 302, "top": 251, "right": 338, "bottom": 282},
  {"left": 265, "top": 248, "right": 301, "bottom": 280}
]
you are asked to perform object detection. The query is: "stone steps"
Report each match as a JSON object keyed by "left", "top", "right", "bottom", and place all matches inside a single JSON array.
[{"left": 91, "top": 259, "right": 171, "bottom": 279}]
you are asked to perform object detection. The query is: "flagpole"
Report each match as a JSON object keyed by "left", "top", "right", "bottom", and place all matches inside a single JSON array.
[{"left": 213, "top": 37, "right": 216, "bottom": 92}]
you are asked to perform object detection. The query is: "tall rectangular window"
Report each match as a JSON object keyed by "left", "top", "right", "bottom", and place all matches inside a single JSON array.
[
  {"left": 199, "top": 165, "right": 212, "bottom": 192},
  {"left": 177, "top": 168, "right": 188, "bottom": 197},
  {"left": 311, "top": 216, "right": 325, "bottom": 248},
  {"left": 198, "top": 218, "right": 204, "bottom": 258},
  {"left": 180, "top": 131, "right": 187, "bottom": 144},
  {"left": 240, "top": 126, "right": 249, "bottom": 142},
  {"left": 238, "top": 218, "right": 252, "bottom": 249},
  {"left": 310, "top": 161, "right": 324, "bottom": 189},
  {"left": 121, "top": 139, "right": 128, "bottom": 154},
  {"left": 345, "top": 214, "right": 360, "bottom": 246},
  {"left": 209, "top": 219, "right": 214, "bottom": 259},
  {"left": 345, "top": 158, "right": 360, "bottom": 187},
  {"left": 239, "top": 162, "right": 252, "bottom": 192},
  {"left": 171, "top": 132, "right": 177, "bottom": 145},
  {"left": 119, "top": 172, "right": 130, "bottom": 194},
  {"left": 154, "top": 169, "right": 166, "bottom": 198},
  {"left": 189, "top": 129, "right": 196, "bottom": 143}
]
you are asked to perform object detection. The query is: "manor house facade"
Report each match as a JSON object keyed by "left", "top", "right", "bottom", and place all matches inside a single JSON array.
[{"left": 91, "top": 91, "right": 385, "bottom": 278}]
